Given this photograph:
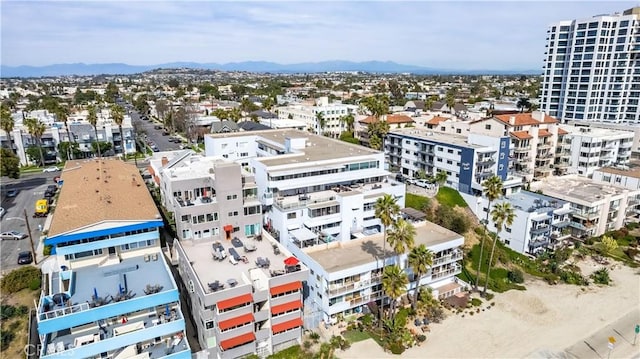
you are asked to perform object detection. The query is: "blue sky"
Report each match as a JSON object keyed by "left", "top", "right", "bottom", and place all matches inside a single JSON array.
[{"left": 2, "top": 1, "right": 638, "bottom": 70}]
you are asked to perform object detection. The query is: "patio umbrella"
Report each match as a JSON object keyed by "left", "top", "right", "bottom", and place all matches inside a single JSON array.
[
  {"left": 52, "top": 293, "right": 70, "bottom": 306},
  {"left": 284, "top": 256, "right": 299, "bottom": 266},
  {"left": 165, "top": 304, "right": 170, "bottom": 317},
  {"left": 93, "top": 287, "right": 98, "bottom": 299}
]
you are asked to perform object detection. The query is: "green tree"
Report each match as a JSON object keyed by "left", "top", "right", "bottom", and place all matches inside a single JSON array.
[
  {"left": 361, "top": 95, "right": 389, "bottom": 119},
  {"left": 445, "top": 92, "right": 456, "bottom": 114},
  {"left": 434, "top": 170, "right": 448, "bottom": 186},
  {"left": 155, "top": 99, "right": 169, "bottom": 121},
  {"left": 340, "top": 113, "right": 355, "bottom": 133},
  {"left": 374, "top": 194, "right": 400, "bottom": 325},
  {"left": 212, "top": 108, "right": 229, "bottom": 120},
  {"left": 24, "top": 118, "right": 45, "bottom": 166},
  {"left": 315, "top": 111, "right": 325, "bottom": 135},
  {"left": 57, "top": 142, "right": 81, "bottom": 161},
  {"left": 367, "top": 120, "right": 390, "bottom": 150},
  {"left": 0, "top": 148, "right": 20, "bottom": 178},
  {"left": 105, "top": 82, "right": 119, "bottom": 103},
  {"left": 110, "top": 104, "right": 125, "bottom": 154},
  {"left": 476, "top": 175, "right": 504, "bottom": 290},
  {"left": 516, "top": 97, "right": 532, "bottom": 113},
  {"left": 483, "top": 202, "right": 516, "bottom": 297},
  {"left": 0, "top": 105, "right": 15, "bottom": 153},
  {"left": 408, "top": 244, "right": 433, "bottom": 310},
  {"left": 228, "top": 107, "right": 242, "bottom": 122},
  {"left": 262, "top": 96, "right": 275, "bottom": 113},
  {"left": 387, "top": 218, "right": 415, "bottom": 264},
  {"left": 87, "top": 105, "right": 101, "bottom": 158},
  {"left": 56, "top": 105, "right": 75, "bottom": 159},
  {"left": 382, "top": 265, "right": 408, "bottom": 319}
]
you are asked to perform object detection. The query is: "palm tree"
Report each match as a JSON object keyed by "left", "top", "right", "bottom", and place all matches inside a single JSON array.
[
  {"left": 24, "top": 117, "right": 45, "bottom": 166},
  {"left": 382, "top": 265, "right": 408, "bottom": 319},
  {"left": 374, "top": 194, "right": 400, "bottom": 326},
  {"left": 387, "top": 218, "right": 415, "bottom": 265},
  {"left": 516, "top": 97, "right": 531, "bottom": 113},
  {"left": 0, "top": 106, "right": 15, "bottom": 153},
  {"left": 434, "top": 170, "right": 448, "bottom": 187},
  {"left": 445, "top": 93, "right": 456, "bottom": 114},
  {"left": 476, "top": 175, "right": 503, "bottom": 290},
  {"left": 110, "top": 104, "right": 125, "bottom": 155},
  {"left": 340, "top": 113, "right": 355, "bottom": 133},
  {"left": 408, "top": 244, "right": 433, "bottom": 310},
  {"left": 315, "top": 111, "right": 325, "bottom": 135},
  {"left": 87, "top": 105, "right": 101, "bottom": 158},
  {"left": 483, "top": 202, "right": 516, "bottom": 297},
  {"left": 56, "top": 105, "right": 74, "bottom": 159},
  {"left": 228, "top": 108, "right": 242, "bottom": 122}
]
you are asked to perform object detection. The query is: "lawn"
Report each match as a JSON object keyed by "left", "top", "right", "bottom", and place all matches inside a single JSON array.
[
  {"left": 267, "top": 345, "right": 304, "bottom": 359},
  {"left": 342, "top": 329, "right": 371, "bottom": 343},
  {"left": 435, "top": 187, "right": 467, "bottom": 207},
  {"left": 405, "top": 193, "right": 430, "bottom": 212}
]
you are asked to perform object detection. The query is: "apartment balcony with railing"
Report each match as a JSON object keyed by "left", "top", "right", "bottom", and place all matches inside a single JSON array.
[
  {"left": 174, "top": 194, "right": 217, "bottom": 208},
  {"left": 431, "top": 263, "right": 462, "bottom": 281},
  {"left": 572, "top": 210, "right": 599, "bottom": 221},
  {"left": 513, "top": 145, "right": 531, "bottom": 153},
  {"left": 530, "top": 224, "right": 551, "bottom": 235},
  {"left": 537, "top": 142, "right": 553, "bottom": 150},
  {"left": 528, "top": 237, "right": 550, "bottom": 250},
  {"left": 514, "top": 156, "right": 531, "bottom": 164},
  {"left": 432, "top": 249, "right": 463, "bottom": 266},
  {"left": 274, "top": 191, "right": 336, "bottom": 211}
]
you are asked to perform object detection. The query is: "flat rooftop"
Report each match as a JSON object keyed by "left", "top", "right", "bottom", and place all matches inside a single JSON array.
[
  {"left": 179, "top": 235, "right": 302, "bottom": 293},
  {"left": 389, "top": 127, "right": 484, "bottom": 149},
  {"left": 530, "top": 175, "right": 634, "bottom": 205},
  {"left": 597, "top": 165, "right": 640, "bottom": 179},
  {"left": 506, "top": 190, "right": 568, "bottom": 214},
  {"left": 559, "top": 125, "right": 634, "bottom": 139},
  {"left": 207, "top": 129, "right": 381, "bottom": 165},
  {"left": 305, "top": 221, "right": 463, "bottom": 273},
  {"left": 49, "top": 159, "right": 160, "bottom": 236}
]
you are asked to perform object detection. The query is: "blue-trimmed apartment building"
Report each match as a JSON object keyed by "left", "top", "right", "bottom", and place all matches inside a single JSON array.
[
  {"left": 37, "top": 158, "right": 191, "bottom": 359},
  {"left": 386, "top": 128, "right": 522, "bottom": 195}
]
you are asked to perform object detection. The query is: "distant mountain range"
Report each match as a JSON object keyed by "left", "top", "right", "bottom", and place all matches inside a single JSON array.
[{"left": 0, "top": 60, "right": 541, "bottom": 78}]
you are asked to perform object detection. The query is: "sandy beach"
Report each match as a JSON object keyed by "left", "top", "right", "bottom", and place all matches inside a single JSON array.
[{"left": 340, "top": 259, "right": 640, "bottom": 358}]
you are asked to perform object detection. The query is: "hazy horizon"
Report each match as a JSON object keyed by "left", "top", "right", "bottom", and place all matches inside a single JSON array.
[{"left": 2, "top": 1, "right": 638, "bottom": 70}]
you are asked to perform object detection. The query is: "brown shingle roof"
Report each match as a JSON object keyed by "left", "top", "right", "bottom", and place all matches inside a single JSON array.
[
  {"left": 510, "top": 131, "right": 533, "bottom": 140},
  {"left": 359, "top": 114, "right": 414, "bottom": 124},
  {"left": 495, "top": 113, "right": 541, "bottom": 127},
  {"left": 48, "top": 159, "right": 160, "bottom": 236}
]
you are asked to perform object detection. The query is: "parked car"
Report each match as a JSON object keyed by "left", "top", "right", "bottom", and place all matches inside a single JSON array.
[
  {"left": 17, "top": 251, "right": 33, "bottom": 265},
  {"left": 414, "top": 180, "right": 429, "bottom": 188},
  {"left": 0, "top": 207, "right": 5, "bottom": 218},
  {"left": 6, "top": 189, "right": 19, "bottom": 198},
  {"left": 42, "top": 166, "right": 60, "bottom": 173},
  {"left": 1, "top": 230, "right": 28, "bottom": 240}
]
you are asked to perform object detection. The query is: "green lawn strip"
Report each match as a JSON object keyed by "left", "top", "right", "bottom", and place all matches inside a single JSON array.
[
  {"left": 405, "top": 193, "right": 430, "bottom": 212},
  {"left": 435, "top": 187, "right": 467, "bottom": 207},
  {"left": 342, "top": 329, "right": 371, "bottom": 343},
  {"left": 267, "top": 345, "right": 303, "bottom": 359}
]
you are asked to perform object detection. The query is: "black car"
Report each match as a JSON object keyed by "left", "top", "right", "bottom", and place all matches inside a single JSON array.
[
  {"left": 6, "top": 189, "right": 19, "bottom": 197},
  {"left": 17, "top": 251, "right": 33, "bottom": 265}
]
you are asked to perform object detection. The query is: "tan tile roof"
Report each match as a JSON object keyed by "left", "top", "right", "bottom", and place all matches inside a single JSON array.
[
  {"left": 557, "top": 128, "right": 569, "bottom": 135},
  {"left": 426, "top": 116, "right": 448, "bottom": 125},
  {"left": 359, "top": 114, "right": 414, "bottom": 124},
  {"left": 538, "top": 129, "right": 552, "bottom": 137},
  {"left": 510, "top": 131, "right": 533, "bottom": 140},
  {"left": 49, "top": 159, "right": 161, "bottom": 236},
  {"left": 495, "top": 113, "right": 541, "bottom": 127},
  {"left": 541, "top": 114, "right": 559, "bottom": 124}
]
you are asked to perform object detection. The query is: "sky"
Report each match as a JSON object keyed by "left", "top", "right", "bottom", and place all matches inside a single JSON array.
[{"left": 2, "top": 1, "right": 639, "bottom": 70}]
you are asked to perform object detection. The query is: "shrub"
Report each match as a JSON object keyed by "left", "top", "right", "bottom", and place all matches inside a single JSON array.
[
  {"left": 1, "top": 266, "right": 42, "bottom": 294},
  {"left": 309, "top": 332, "right": 320, "bottom": 340},
  {"left": 470, "top": 298, "right": 483, "bottom": 307},
  {"left": 43, "top": 245, "right": 53, "bottom": 256},
  {"left": 303, "top": 340, "right": 312, "bottom": 350},
  {"left": 29, "top": 277, "right": 42, "bottom": 291},
  {"left": 507, "top": 269, "right": 524, "bottom": 283},
  {"left": 389, "top": 341, "right": 405, "bottom": 354},
  {"left": 591, "top": 267, "right": 610, "bottom": 285},
  {"left": 0, "top": 331, "right": 15, "bottom": 351},
  {"left": 626, "top": 247, "right": 639, "bottom": 260},
  {"left": 0, "top": 305, "right": 16, "bottom": 320},
  {"left": 416, "top": 334, "right": 426, "bottom": 342},
  {"left": 484, "top": 292, "right": 495, "bottom": 300},
  {"left": 544, "top": 274, "right": 559, "bottom": 285}
]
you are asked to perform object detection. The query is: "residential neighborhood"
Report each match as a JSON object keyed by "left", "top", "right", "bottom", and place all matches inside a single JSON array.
[{"left": 1, "top": 4, "right": 639, "bottom": 359}]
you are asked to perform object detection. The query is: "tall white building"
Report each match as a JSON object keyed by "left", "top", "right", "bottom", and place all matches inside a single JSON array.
[
  {"left": 276, "top": 97, "right": 357, "bottom": 137},
  {"left": 540, "top": 7, "right": 640, "bottom": 123}
]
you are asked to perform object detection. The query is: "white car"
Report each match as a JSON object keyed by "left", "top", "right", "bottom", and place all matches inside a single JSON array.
[
  {"left": 0, "top": 207, "right": 5, "bottom": 219},
  {"left": 42, "top": 166, "right": 60, "bottom": 173}
]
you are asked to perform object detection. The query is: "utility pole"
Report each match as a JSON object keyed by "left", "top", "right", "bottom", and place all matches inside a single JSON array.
[{"left": 23, "top": 209, "right": 38, "bottom": 265}]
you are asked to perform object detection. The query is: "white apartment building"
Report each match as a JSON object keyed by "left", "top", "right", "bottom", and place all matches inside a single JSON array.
[
  {"left": 203, "top": 130, "right": 465, "bottom": 326},
  {"left": 540, "top": 7, "right": 640, "bottom": 123},
  {"left": 471, "top": 191, "right": 573, "bottom": 255},
  {"left": 276, "top": 97, "right": 357, "bottom": 137},
  {"left": 386, "top": 128, "right": 521, "bottom": 195},
  {"left": 468, "top": 112, "right": 563, "bottom": 182},
  {"left": 530, "top": 175, "right": 640, "bottom": 238},
  {"left": 593, "top": 166, "right": 640, "bottom": 219},
  {"left": 558, "top": 125, "right": 634, "bottom": 177}
]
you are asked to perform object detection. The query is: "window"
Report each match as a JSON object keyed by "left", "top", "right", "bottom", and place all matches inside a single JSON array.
[
  {"left": 287, "top": 212, "right": 297, "bottom": 219},
  {"left": 181, "top": 215, "right": 189, "bottom": 222},
  {"left": 206, "top": 321, "right": 214, "bottom": 330},
  {"left": 226, "top": 194, "right": 238, "bottom": 200},
  {"left": 485, "top": 124, "right": 491, "bottom": 130}
]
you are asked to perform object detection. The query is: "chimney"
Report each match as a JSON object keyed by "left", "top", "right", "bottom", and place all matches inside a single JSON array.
[
  {"left": 509, "top": 116, "right": 516, "bottom": 126},
  {"left": 161, "top": 157, "right": 168, "bottom": 167}
]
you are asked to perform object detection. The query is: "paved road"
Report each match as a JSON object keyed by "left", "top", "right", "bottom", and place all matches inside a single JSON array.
[
  {"left": 1, "top": 172, "right": 58, "bottom": 273},
  {"left": 128, "top": 108, "right": 182, "bottom": 152}
]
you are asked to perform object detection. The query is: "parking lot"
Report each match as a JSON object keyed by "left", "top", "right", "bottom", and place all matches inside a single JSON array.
[{"left": 1, "top": 173, "right": 57, "bottom": 273}]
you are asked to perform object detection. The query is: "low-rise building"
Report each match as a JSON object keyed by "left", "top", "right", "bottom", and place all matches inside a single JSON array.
[
  {"left": 37, "top": 158, "right": 191, "bottom": 359},
  {"left": 530, "top": 175, "right": 640, "bottom": 238},
  {"left": 471, "top": 191, "right": 573, "bottom": 255}
]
